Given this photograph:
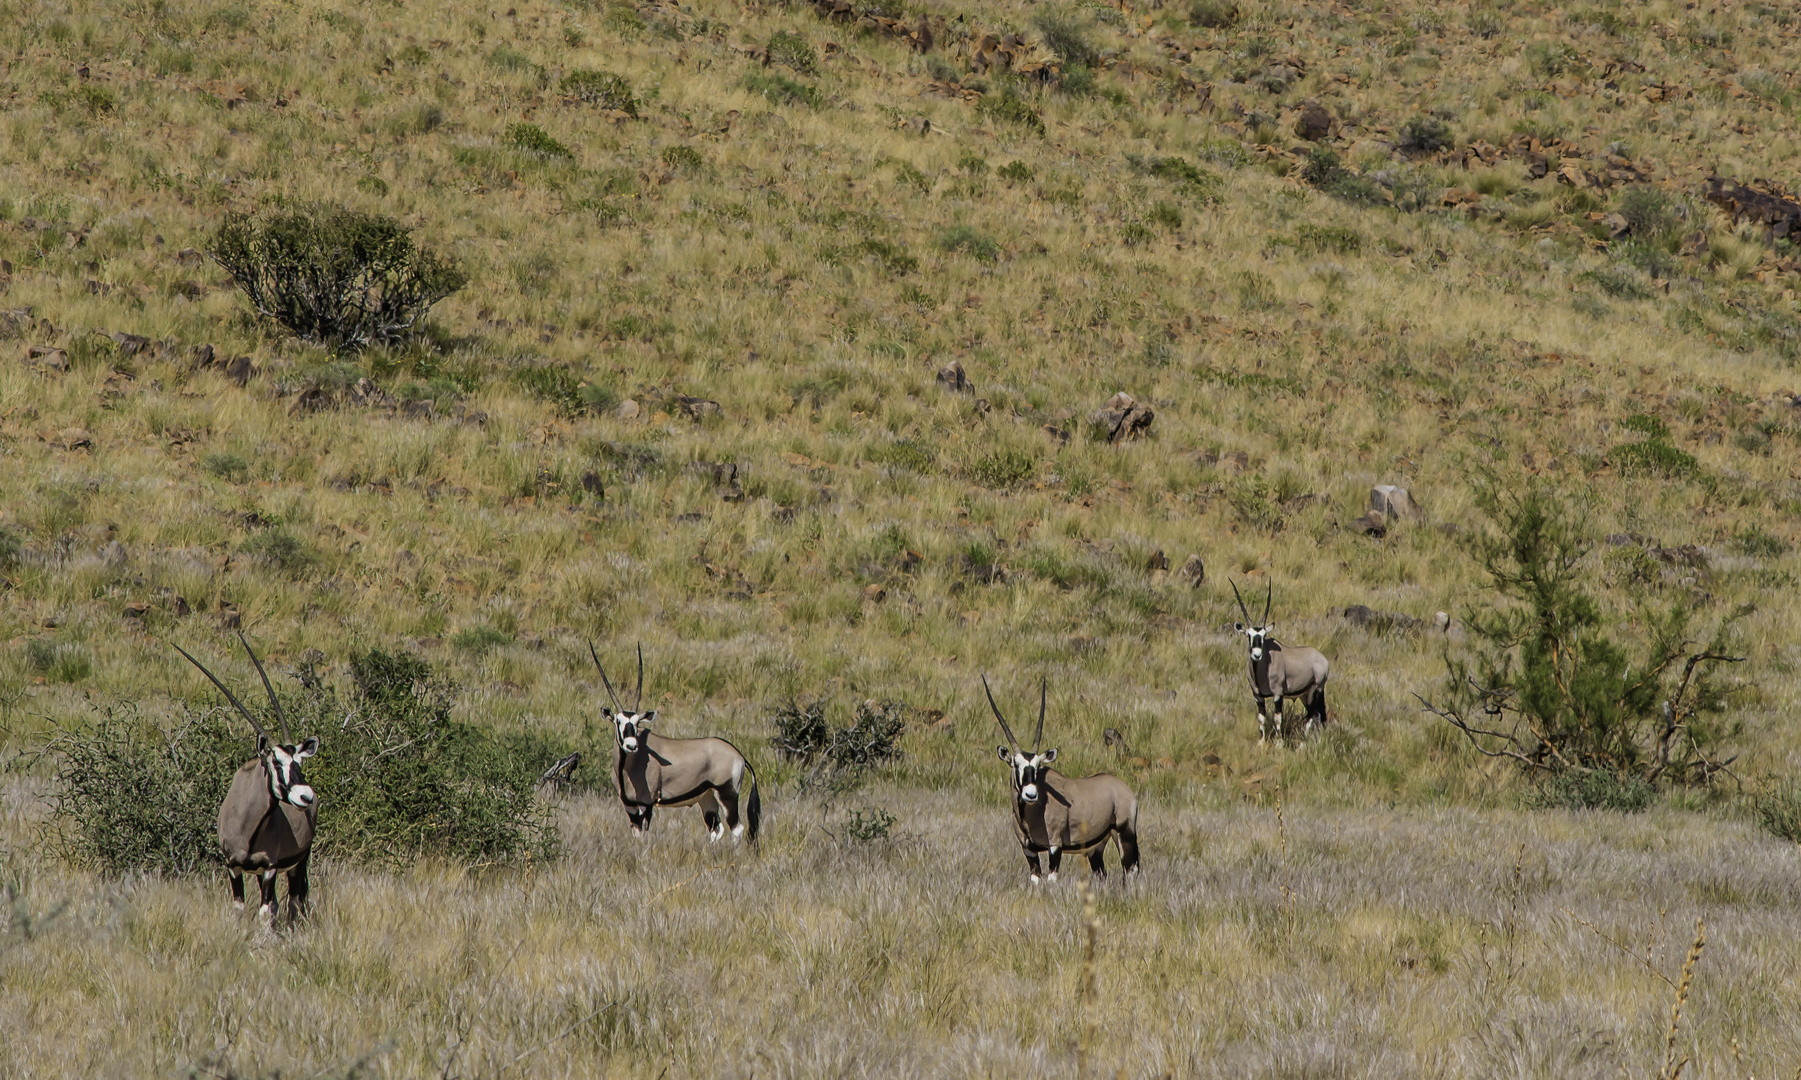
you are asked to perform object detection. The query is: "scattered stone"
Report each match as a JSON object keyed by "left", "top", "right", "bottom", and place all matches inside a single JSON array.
[
  {"left": 1103, "top": 728, "right": 1130, "bottom": 754},
  {"left": 25, "top": 345, "right": 67, "bottom": 371},
  {"left": 123, "top": 601, "right": 151, "bottom": 620},
  {"left": 107, "top": 330, "right": 150, "bottom": 356},
  {"left": 1369, "top": 484, "right": 1423, "bottom": 521},
  {"left": 1340, "top": 604, "right": 1422, "bottom": 634},
  {"left": 580, "top": 470, "right": 604, "bottom": 497},
  {"left": 1434, "top": 611, "right": 1450, "bottom": 633},
  {"left": 1350, "top": 510, "right": 1387, "bottom": 537},
  {"left": 1091, "top": 391, "right": 1154, "bottom": 443},
  {"left": 1294, "top": 99, "right": 1332, "bottom": 141},
  {"left": 176, "top": 247, "right": 204, "bottom": 264},
  {"left": 400, "top": 399, "right": 435, "bottom": 420},
  {"left": 1177, "top": 553, "right": 1206, "bottom": 588},
  {"left": 1145, "top": 548, "right": 1170, "bottom": 572},
  {"left": 1703, "top": 176, "right": 1801, "bottom": 239},
  {"left": 225, "top": 355, "right": 254, "bottom": 387},
  {"left": 1601, "top": 212, "right": 1631, "bottom": 239},
  {"left": 289, "top": 385, "right": 330, "bottom": 416},
  {"left": 904, "top": 115, "right": 931, "bottom": 136},
  {"left": 1523, "top": 151, "right": 1549, "bottom": 179},
  {"left": 51, "top": 427, "right": 94, "bottom": 450},
  {"left": 936, "top": 360, "right": 971, "bottom": 393},
  {"left": 863, "top": 583, "right": 886, "bottom": 603},
  {"left": 617, "top": 399, "right": 640, "bottom": 420},
  {"left": 675, "top": 395, "right": 722, "bottom": 420}
]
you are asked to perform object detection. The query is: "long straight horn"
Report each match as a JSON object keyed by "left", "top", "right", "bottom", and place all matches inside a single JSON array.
[
  {"left": 981, "top": 674, "right": 1019, "bottom": 748},
  {"left": 1230, "top": 579, "right": 1251, "bottom": 623},
  {"left": 173, "top": 644, "right": 267, "bottom": 741},
  {"left": 1263, "top": 580, "right": 1272, "bottom": 625},
  {"left": 634, "top": 642, "right": 644, "bottom": 713},
  {"left": 588, "top": 641, "right": 624, "bottom": 714},
  {"left": 238, "top": 632, "right": 290, "bottom": 744},
  {"left": 1034, "top": 676, "right": 1046, "bottom": 753}
]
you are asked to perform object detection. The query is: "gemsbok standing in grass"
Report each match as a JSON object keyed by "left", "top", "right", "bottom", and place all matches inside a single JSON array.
[
  {"left": 175, "top": 633, "right": 320, "bottom": 926},
  {"left": 591, "top": 643, "right": 760, "bottom": 844},
  {"left": 1231, "top": 579, "right": 1331, "bottom": 746},
  {"left": 983, "top": 675, "right": 1139, "bottom": 884}
]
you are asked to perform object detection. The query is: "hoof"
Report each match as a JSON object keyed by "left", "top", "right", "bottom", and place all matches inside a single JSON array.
[
  {"left": 731, "top": 824, "right": 746, "bottom": 839},
  {"left": 1046, "top": 871, "right": 1059, "bottom": 883},
  {"left": 1029, "top": 875, "right": 1042, "bottom": 886}
]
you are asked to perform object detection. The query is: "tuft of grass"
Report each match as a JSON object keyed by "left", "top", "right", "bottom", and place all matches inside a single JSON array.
[
  {"left": 938, "top": 226, "right": 1000, "bottom": 262},
  {"left": 997, "top": 160, "right": 1033, "bottom": 183},
  {"left": 1613, "top": 439, "right": 1698, "bottom": 477},
  {"left": 1752, "top": 780, "right": 1801, "bottom": 843},
  {"left": 505, "top": 123, "right": 574, "bottom": 158},
  {"left": 766, "top": 30, "right": 818, "bottom": 75},
  {"left": 742, "top": 70, "right": 823, "bottom": 109},
  {"left": 238, "top": 529, "right": 316, "bottom": 576},
  {"left": 27, "top": 639, "right": 92, "bottom": 684},
  {"left": 1524, "top": 768, "right": 1656, "bottom": 813},
  {"left": 202, "top": 451, "right": 251, "bottom": 483},
  {"left": 968, "top": 448, "right": 1035, "bottom": 488},
  {"left": 976, "top": 92, "right": 1045, "bottom": 136},
  {"left": 562, "top": 69, "right": 638, "bottom": 115}
]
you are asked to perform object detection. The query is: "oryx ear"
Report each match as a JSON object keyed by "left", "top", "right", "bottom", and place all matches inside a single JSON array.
[
  {"left": 599, "top": 706, "right": 615, "bottom": 721},
  {"left": 1234, "top": 622, "right": 1245, "bottom": 633},
  {"left": 296, "top": 736, "right": 320, "bottom": 759},
  {"left": 1041, "top": 748, "right": 1058, "bottom": 762},
  {"left": 997, "top": 745, "right": 1011, "bottom": 762},
  {"left": 638, "top": 711, "right": 657, "bottom": 729},
  {"left": 255, "top": 734, "right": 270, "bottom": 753}
]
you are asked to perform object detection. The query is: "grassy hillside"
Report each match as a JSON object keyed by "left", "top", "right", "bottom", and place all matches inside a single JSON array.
[{"left": 3, "top": 0, "right": 1801, "bottom": 1073}]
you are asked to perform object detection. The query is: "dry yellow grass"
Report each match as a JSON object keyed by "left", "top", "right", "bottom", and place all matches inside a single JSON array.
[{"left": 3, "top": 0, "right": 1801, "bottom": 1072}]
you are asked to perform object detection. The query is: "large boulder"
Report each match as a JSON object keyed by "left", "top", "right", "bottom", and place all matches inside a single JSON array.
[
  {"left": 1369, "top": 485, "right": 1423, "bottom": 521},
  {"left": 1294, "top": 99, "right": 1333, "bottom": 141},
  {"left": 1091, "top": 391, "right": 1154, "bottom": 443}
]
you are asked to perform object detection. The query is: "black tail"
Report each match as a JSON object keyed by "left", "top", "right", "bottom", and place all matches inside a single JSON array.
[
  {"left": 745, "top": 772, "right": 762, "bottom": 845},
  {"left": 1312, "top": 685, "right": 1329, "bottom": 725}
]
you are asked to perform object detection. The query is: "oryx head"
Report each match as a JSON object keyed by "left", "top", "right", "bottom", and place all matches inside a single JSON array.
[
  {"left": 983, "top": 675, "right": 1057, "bottom": 806},
  {"left": 1231, "top": 579, "right": 1278, "bottom": 663},
  {"left": 176, "top": 633, "right": 321, "bottom": 810},
  {"left": 590, "top": 641, "right": 656, "bottom": 754}
]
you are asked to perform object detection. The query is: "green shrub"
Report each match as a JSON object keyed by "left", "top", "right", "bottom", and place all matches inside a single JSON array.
[
  {"left": 1524, "top": 768, "right": 1655, "bottom": 813},
  {"left": 969, "top": 448, "right": 1035, "bottom": 488},
  {"left": 997, "top": 161, "right": 1034, "bottom": 183},
  {"left": 1580, "top": 264, "right": 1654, "bottom": 300},
  {"left": 1122, "top": 222, "right": 1153, "bottom": 245},
  {"left": 562, "top": 69, "right": 637, "bottom": 115},
  {"left": 1613, "top": 439, "right": 1697, "bottom": 477},
  {"left": 766, "top": 30, "right": 818, "bottom": 74},
  {"left": 977, "top": 93, "right": 1045, "bottom": 136},
  {"left": 938, "top": 226, "right": 1000, "bottom": 261},
  {"left": 208, "top": 204, "right": 467, "bottom": 352},
  {"left": 742, "top": 70, "right": 824, "bottom": 109},
  {"left": 516, "top": 365, "right": 618, "bottom": 417},
  {"left": 0, "top": 527, "right": 20, "bottom": 572},
  {"left": 958, "top": 153, "right": 989, "bottom": 176},
  {"left": 662, "top": 145, "right": 705, "bottom": 173},
  {"left": 203, "top": 451, "right": 251, "bottom": 483},
  {"left": 487, "top": 44, "right": 537, "bottom": 72},
  {"left": 1290, "top": 223, "right": 1362, "bottom": 253},
  {"left": 1032, "top": 7, "right": 1100, "bottom": 68},
  {"left": 239, "top": 528, "right": 316, "bottom": 576},
  {"left": 1615, "top": 185, "right": 1683, "bottom": 241},
  {"left": 855, "top": 239, "right": 917, "bottom": 274},
  {"left": 1619, "top": 413, "right": 1670, "bottom": 440},
  {"left": 27, "top": 639, "right": 91, "bottom": 684},
  {"left": 894, "top": 161, "right": 933, "bottom": 192},
  {"left": 869, "top": 439, "right": 936, "bottom": 473},
  {"left": 75, "top": 85, "right": 117, "bottom": 116},
  {"left": 836, "top": 805, "right": 898, "bottom": 843},
  {"left": 356, "top": 175, "right": 390, "bottom": 197},
  {"left": 1753, "top": 780, "right": 1801, "bottom": 843},
  {"left": 1397, "top": 113, "right": 1454, "bottom": 153},
  {"left": 1730, "top": 525, "right": 1789, "bottom": 558},
  {"left": 450, "top": 625, "right": 512, "bottom": 652},
  {"left": 505, "top": 122, "right": 573, "bottom": 158},
  {"left": 1148, "top": 202, "right": 1183, "bottom": 229}
]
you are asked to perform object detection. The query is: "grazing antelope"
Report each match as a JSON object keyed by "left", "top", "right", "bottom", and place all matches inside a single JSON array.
[
  {"left": 1231, "top": 580, "right": 1331, "bottom": 745},
  {"left": 590, "top": 643, "right": 760, "bottom": 844},
  {"left": 174, "top": 634, "right": 320, "bottom": 925},
  {"left": 983, "top": 676, "right": 1140, "bottom": 884}
]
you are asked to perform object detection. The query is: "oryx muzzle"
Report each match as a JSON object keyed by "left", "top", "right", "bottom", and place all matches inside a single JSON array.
[
  {"left": 1231, "top": 579, "right": 1331, "bottom": 745},
  {"left": 591, "top": 642, "right": 760, "bottom": 844},
  {"left": 983, "top": 675, "right": 1140, "bottom": 884},
  {"left": 175, "top": 633, "right": 320, "bottom": 925}
]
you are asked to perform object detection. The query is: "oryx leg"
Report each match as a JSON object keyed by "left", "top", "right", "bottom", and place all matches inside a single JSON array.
[
  {"left": 257, "top": 871, "right": 279, "bottom": 924},
  {"left": 286, "top": 854, "right": 311, "bottom": 923},
  {"left": 1273, "top": 695, "right": 1287, "bottom": 745},
  {"left": 626, "top": 805, "right": 652, "bottom": 834},
  {"left": 1087, "top": 848, "right": 1108, "bottom": 882},
  {"left": 1024, "top": 851, "right": 1044, "bottom": 884},
  {"left": 1119, "top": 826, "right": 1142, "bottom": 876},
  {"left": 699, "top": 790, "right": 725, "bottom": 841},
  {"left": 1046, "top": 848, "right": 1062, "bottom": 883},
  {"left": 717, "top": 780, "right": 745, "bottom": 839},
  {"left": 1256, "top": 696, "right": 1271, "bottom": 745},
  {"left": 1310, "top": 685, "right": 1328, "bottom": 731},
  {"left": 229, "top": 870, "right": 246, "bottom": 909}
]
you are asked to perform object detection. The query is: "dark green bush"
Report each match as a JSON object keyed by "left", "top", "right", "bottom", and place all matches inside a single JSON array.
[
  {"left": 868, "top": 438, "right": 936, "bottom": 473},
  {"left": 766, "top": 30, "right": 818, "bottom": 74},
  {"left": 969, "top": 448, "right": 1035, "bottom": 488},
  {"left": 208, "top": 204, "right": 468, "bottom": 352},
  {"left": 0, "top": 526, "right": 20, "bottom": 571},
  {"left": 43, "top": 651, "right": 567, "bottom": 874},
  {"left": 661, "top": 145, "right": 705, "bottom": 173},
  {"left": 1524, "top": 767, "right": 1655, "bottom": 813},
  {"left": 1753, "top": 780, "right": 1801, "bottom": 843},
  {"left": 239, "top": 528, "right": 316, "bottom": 576},
  {"left": 997, "top": 161, "right": 1034, "bottom": 183},
  {"left": 506, "top": 122, "right": 573, "bottom": 158},
  {"left": 561, "top": 69, "right": 637, "bottom": 115},
  {"left": 772, "top": 698, "right": 906, "bottom": 775},
  {"left": 1397, "top": 113, "right": 1454, "bottom": 153},
  {"left": 938, "top": 226, "right": 1001, "bottom": 262},
  {"left": 1188, "top": 0, "right": 1238, "bottom": 27},
  {"left": 1619, "top": 413, "right": 1670, "bottom": 440},
  {"left": 450, "top": 625, "right": 512, "bottom": 652},
  {"left": 487, "top": 44, "right": 537, "bottom": 72},
  {"left": 1615, "top": 185, "right": 1683, "bottom": 241},
  {"left": 742, "top": 71, "right": 824, "bottom": 109},
  {"left": 516, "top": 365, "right": 618, "bottom": 417},
  {"left": 837, "top": 805, "right": 898, "bottom": 843},
  {"left": 203, "top": 451, "right": 251, "bottom": 483},
  {"left": 1580, "top": 264, "right": 1654, "bottom": 300},
  {"left": 977, "top": 92, "right": 1045, "bottom": 136},
  {"left": 1032, "top": 7, "right": 1100, "bottom": 69},
  {"left": 1613, "top": 439, "right": 1697, "bottom": 477}
]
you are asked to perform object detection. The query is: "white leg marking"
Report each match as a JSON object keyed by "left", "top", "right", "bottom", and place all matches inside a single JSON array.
[
  {"left": 731, "top": 823, "right": 746, "bottom": 839},
  {"left": 1047, "top": 871, "right": 1059, "bottom": 883},
  {"left": 1029, "top": 874, "right": 1042, "bottom": 885}
]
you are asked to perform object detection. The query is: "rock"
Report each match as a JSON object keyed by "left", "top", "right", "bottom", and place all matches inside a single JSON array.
[
  {"left": 1155, "top": 756, "right": 1175, "bottom": 770},
  {"left": 1369, "top": 484, "right": 1423, "bottom": 521},
  {"left": 936, "top": 360, "right": 970, "bottom": 393},
  {"left": 1145, "top": 548, "right": 1170, "bottom": 572},
  {"left": 1294, "top": 99, "right": 1332, "bottom": 141},
  {"left": 52, "top": 427, "right": 93, "bottom": 450},
  {"left": 224, "top": 355, "right": 254, "bottom": 387},
  {"left": 1091, "top": 391, "right": 1155, "bottom": 443},
  {"left": 289, "top": 385, "right": 330, "bottom": 415},
  {"left": 1341, "top": 604, "right": 1421, "bottom": 634},
  {"left": 1350, "top": 510, "right": 1387, "bottom": 537},
  {"left": 401, "top": 399, "right": 435, "bottom": 420},
  {"left": 1523, "top": 151, "right": 1549, "bottom": 179},
  {"left": 1556, "top": 162, "right": 1592, "bottom": 189},
  {"left": 171, "top": 595, "right": 192, "bottom": 617},
  {"left": 1177, "top": 553, "right": 1206, "bottom": 588},
  {"left": 1602, "top": 212, "right": 1631, "bottom": 238},
  {"left": 580, "top": 470, "right": 604, "bottom": 497},
  {"left": 863, "top": 583, "right": 887, "bottom": 603},
  {"left": 122, "top": 601, "right": 151, "bottom": 620},
  {"left": 25, "top": 345, "right": 68, "bottom": 371},
  {"left": 675, "top": 395, "right": 722, "bottom": 420},
  {"left": 617, "top": 399, "right": 641, "bottom": 420},
  {"left": 1434, "top": 611, "right": 1450, "bottom": 633},
  {"left": 1103, "top": 728, "right": 1130, "bottom": 754},
  {"left": 107, "top": 330, "right": 150, "bottom": 356},
  {"left": 904, "top": 115, "right": 931, "bottom": 136},
  {"left": 1680, "top": 230, "right": 1709, "bottom": 257}
]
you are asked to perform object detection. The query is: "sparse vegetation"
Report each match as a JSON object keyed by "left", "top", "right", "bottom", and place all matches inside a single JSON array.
[{"left": 561, "top": 69, "right": 638, "bottom": 115}]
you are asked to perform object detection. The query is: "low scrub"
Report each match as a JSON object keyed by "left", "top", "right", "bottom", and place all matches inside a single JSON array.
[
  {"left": 562, "top": 69, "right": 637, "bottom": 115},
  {"left": 742, "top": 70, "right": 823, "bottom": 109},
  {"left": 208, "top": 204, "right": 468, "bottom": 352},
  {"left": 976, "top": 92, "right": 1045, "bottom": 136},
  {"left": 40, "top": 650, "right": 566, "bottom": 874},
  {"left": 771, "top": 698, "right": 907, "bottom": 780},
  {"left": 1752, "top": 779, "right": 1801, "bottom": 843}
]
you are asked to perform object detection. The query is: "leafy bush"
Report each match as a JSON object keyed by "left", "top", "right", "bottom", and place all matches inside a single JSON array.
[
  {"left": 1524, "top": 768, "right": 1656, "bottom": 812},
  {"left": 662, "top": 145, "right": 705, "bottom": 173},
  {"left": 997, "top": 161, "right": 1034, "bottom": 183},
  {"left": 1397, "top": 114, "right": 1454, "bottom": 153},
  {"left": 837, "top": 805, "right": 898, "bottom": 843},
  {"left": 969, "top": 448, "right": 1035, "bottom": 488},
  {"left": 506, "top": 122, "right": 573, "bottom": 158},
  {"left": 516, "top": 365, "right": 618, "bottom": 417},
  {"left": 1753, "top": 780, "right": 1801, "bottom": 843},
  {"left": 894, "top": 161, "right": 933, "bottom": 192},
  {"left": 1619, "top": 413, "right": 1670, "bottom": 440},
  {"left": 1613, "top": 438, "right": 1697, "bottom": 477},
  {"left": 938, "top": 226, "right": 1000, "bottom": 262},
  {"left": 868, "top": 439, "right": 935, "bottom": 473},
  {"left": 1299, "top": 147, "right": 1389, "bottom": 207},
  {"left": 562, "top": 69, "right": 637, "bottom": 115},
  {"left": 766, "top": 30, "right": 818, "bottom": 74},
  {"left": 203, "top": 451, "right": 251, "bottom": 483},
  {"left": 977, "top": 92, "right": 1045, "bottom": 136},
  {"left": 1032, "top": 7, "right": 1100, "bottom": 69},
  {"left": 238, "top": 528, "right": 316, "bottom": 576},
  {"left": 43, "top": 651, "right": 567, "bottom": 874},
  {"left": 1148, "top": 202, "right": 1183, "bottom": 229},
  {"left": 1615, "top": 185, "right": 1683, "bottom": 241},
  {"left": 1421, "top": 475, "right": 1743, "bottom": 788},
  {"left": 772, "top": 699, "right": 907, "bottom": 775},
  {"left": 209, "top": 204, "right": 467, "bottom": 352},
  {"left": 26, "top": 639, "right": 91, "bottom": 684},
  {"left": 742, "top": 71, "right": 823, "bottom": 109}
]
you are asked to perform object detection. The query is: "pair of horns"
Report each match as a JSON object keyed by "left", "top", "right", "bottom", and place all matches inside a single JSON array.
[
  {"left": 588, "top": 641, "right": 644, "bottom": 714},
  {"left": 174, "top": 632, "right": 291, "bottom": 744},
  {"left": 1230, "top": 578, "right": 1272, "bottom": 626},
  {"left": 982, "top": 674, "right": 1046, "bottom": 753}
]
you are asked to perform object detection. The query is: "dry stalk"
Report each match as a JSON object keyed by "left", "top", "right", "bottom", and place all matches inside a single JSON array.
[
  {"left": 1075, "top": 879, "right": 1101, "bottom": 1080},
  {"left": 1275, "top": 783, "right": 1295, "bottom": 929},
  {"left": 1561, "top": 908, "right": 1678, "bottom": 990},
  {"left": 1660, "top": 918, "right": 1705, "bottom": 1080}
]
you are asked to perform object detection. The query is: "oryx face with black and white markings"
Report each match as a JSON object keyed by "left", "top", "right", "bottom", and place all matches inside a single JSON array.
[
  {"left": 259, "top": 735, "right": 320, "bottom": 810},
  {"left": 998, "top": 745, "right": 1058, "bottom": 805},
  {"left": 607, "top": 709, "right": 658, "bottom": 755}
]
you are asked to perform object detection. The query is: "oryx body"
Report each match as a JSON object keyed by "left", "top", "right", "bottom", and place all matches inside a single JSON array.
[
  {"left": 592, "top": 644, "right": 760, "bottom": 842},
  {"left": 1232, "top": 580, "right": 1330, "bottom": 745},
  {"left": 984, "top": 677, "right": 1140, "bottom": 884},
  {"left": 176, "top": 635, "right": 321, "bottom": 925}
]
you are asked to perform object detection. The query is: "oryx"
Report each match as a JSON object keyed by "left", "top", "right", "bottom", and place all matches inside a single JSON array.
[
  {"left": 175, "top": 634, "right": 320, "bottom": 926},
  {"left": 591, "top": 643, "right": 760, "bottom": 843},
  {"left": 1231, "top": 579, "right": 1331, "bottom": 745},
  {"left": 983, "top": 675, "right": 1140, "bottom": 884}
]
